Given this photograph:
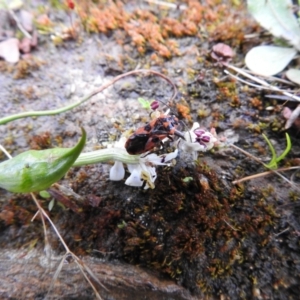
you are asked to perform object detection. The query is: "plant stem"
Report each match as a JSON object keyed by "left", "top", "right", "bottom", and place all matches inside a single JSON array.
[
  {"left": 0, "top": 69, "right": 177, "bottom": 125},
  {"left": 73, "top": 148, "right": 139, "bottom": 166}
]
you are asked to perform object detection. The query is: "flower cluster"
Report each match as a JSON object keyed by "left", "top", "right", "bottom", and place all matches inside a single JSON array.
[
  {"left": 109, "top": 137, "right": 178, "bottom": 189},
  {"left": 177, "top": 122, "right": 218, "bottom": 160},
  {"left": 109, "top": 123, "right": 218, "bottom": 189}
]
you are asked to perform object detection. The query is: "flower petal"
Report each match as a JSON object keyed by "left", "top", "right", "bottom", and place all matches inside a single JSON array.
[
  {"left": 127, "top": 163, "right": 139, "bottom": 173},
  {"left": 125, "top": 169, "right": 143, "bottom": 187},
  {"left": 163, "top": 149, "right": 178, "bottom": 162},
  {"left": 109, "top": 161, "right": 125, "bottom": 181},
  {"left": 141, "top": 149, "right": 178, "bottom": 166}
]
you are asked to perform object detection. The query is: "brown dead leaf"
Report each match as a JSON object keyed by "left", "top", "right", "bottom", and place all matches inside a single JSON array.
[{"left": 282, "top": 105, "right": 300, "bottom": 129}]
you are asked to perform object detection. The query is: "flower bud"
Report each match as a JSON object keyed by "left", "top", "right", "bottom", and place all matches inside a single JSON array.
[
  {"left": 150, "top": 100, "right": 159, "bottom": 111},
  {"left": 194, "top": 128, "right": 206, "bottom": 137},
  {"left": 198, "top": 135, "right": 211, "bottom": 143},
  {"left": 0, "top": 128, "right": 86, "bottom": 193}
]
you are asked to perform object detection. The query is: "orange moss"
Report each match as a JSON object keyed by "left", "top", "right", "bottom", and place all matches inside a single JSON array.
[
  {"left": 14, "top": 57, "right": 43, "bottom": 79},
  {"left": 176, "top": 103, "right": 192, "bottom": 121},
  {"left": 215, "top": 80, "right": 241, "bottom": 107},
  {"left": 35, "top": 14, "right": 53, "bottom": 27},
  {"left": 230, "top": 95, "right": 241, "bottom": 107},
  {"left": 75, "top": 0, "right": 253, "bottom": 58},
  {"left": 250, "top": 97, "right": 263, "bottom": 110}
]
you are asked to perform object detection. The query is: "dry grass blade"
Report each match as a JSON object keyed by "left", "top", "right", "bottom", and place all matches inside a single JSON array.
[
  {"left": 45, "top": 252, "right": 70, "bottom": 299},
  {"left": 74, "top": 258, "right": 104, "bottom": 300},
  {"left": 223, "top": 71, "right": 270, "bottom": 90},
  {"left": 39, "top": 209, "right": 50, "bottom": 255},
  {"left": 0, "top": 144, "right": 12, "bottom": 158},
  {"left": 30, "top": 193, "right": 106, "bottom": 299},
  {"left": 225, "top": 64, "right": 300, "bottom": 102},
  {"left": 232, "top": 166, "right": 300, "bottom": 184},
  {"left": 44, "top": 246, "right": 104, "bottom": 299},
  {"left": 230, "top": 144, "right": 300, "bottom": 192},
  {"left": 7, "top": 6, "right": 32, "bottom": 39},
  {"left": 74, "top": 257, "right": 109, "bottom": 292}
]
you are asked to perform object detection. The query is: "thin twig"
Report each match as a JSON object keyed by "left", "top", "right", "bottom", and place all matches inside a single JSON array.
[
  {"left": 230, "top": 144, "right": 300, "bottom": 191},
  {"left": 225, "top": 70, "right": 297, "bottom": 94},
  {"left": 223, "top": 219, "right": 238, "bottom": 231},
  {"left": 264, "top": 95, "right": 296, "bottom": 101},
  {"left": 0, "top": 144, "right": 12, "bottom": 158},
  {"left": 224, "top": 70, "right": 271, "bottom": 90},
  {"left": 274, "top": 227, "right": 289, "bottom": 237},
  {"left": 30, "top": 193, "right": 70, "bottom": 252},
  {"left": 225, "top": 64, "right": 300, "bottom": 102},
  {"left": 46, "top": 253, "right": 70, "bottom": 299},
  {"left": 245, "top": 70, "right": 297, "bottom": 86},
  {"left": 73, "top": 259, "right": 103, "bottom": 300},
  {"left": 31, "top": 210, "right": 39, "bottom": 221},
  {"left": 7, "top": 6, "right": 32, "bottom": 39},
  {"left": 232, "top": 166, "right": 300, "bottom": 184},
  {"left": 30, "top": 193, "right": 104, "bottom": 299}
]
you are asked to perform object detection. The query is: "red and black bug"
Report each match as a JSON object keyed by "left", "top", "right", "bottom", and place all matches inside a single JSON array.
[{"left": 125, "top": 114, "right": 185, "bottom": 155}]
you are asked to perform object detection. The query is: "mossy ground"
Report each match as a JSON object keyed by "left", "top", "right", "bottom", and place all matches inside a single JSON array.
[{"left": 0, "top": 0, "right": 300, "bottom": 299}]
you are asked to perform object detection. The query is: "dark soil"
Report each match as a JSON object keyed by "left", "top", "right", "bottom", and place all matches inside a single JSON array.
[{"left": 0, "top": 1, "right": 300, "bottom": 299}]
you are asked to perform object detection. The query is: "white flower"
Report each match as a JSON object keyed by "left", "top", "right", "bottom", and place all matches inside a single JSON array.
[
  {"left": 126, "top": 149, "right": 178, "bottom": 189},
  {"left": 108, "top": 135, "right": 178, "bottom": 189},
  {"left": 178, "top": 122, "right": 218, "bottom": 160}
]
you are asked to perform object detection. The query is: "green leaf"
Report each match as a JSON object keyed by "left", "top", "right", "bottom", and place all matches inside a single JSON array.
[
  {"left": 182, "top": 176, "right": 193, "bottom": 182},
  {"left": 247, "top": 0, "right": 300, "bottom": 51},
  {"left": 0, "top": 128, "right": 86, "bottom": 193},
  {"left": 275, "top": 132, "right": 291, "bottom": 163},
  {"left": 117, "top": 220, "right": 127, "bottom": 229},
  {"left": 286, "top": 69, "right": 300, "bottom": 85},
  {"left": 263, "top": 132, "right": 291, "bottom": 169},
  {"left": 48, "top": 198, "right": 55, "bottom": 211},
  {"left": 245, "top": 46, "right": 296, "bottom": 76},
  {"left": 39, "top": 190, "right": 51, "bottom": 198},
  {"left": 0, "top": 0, "right": 23, "bottom": 10},
  {"left": 138, "top": 97, "right": 151, "bottom": 109}
]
